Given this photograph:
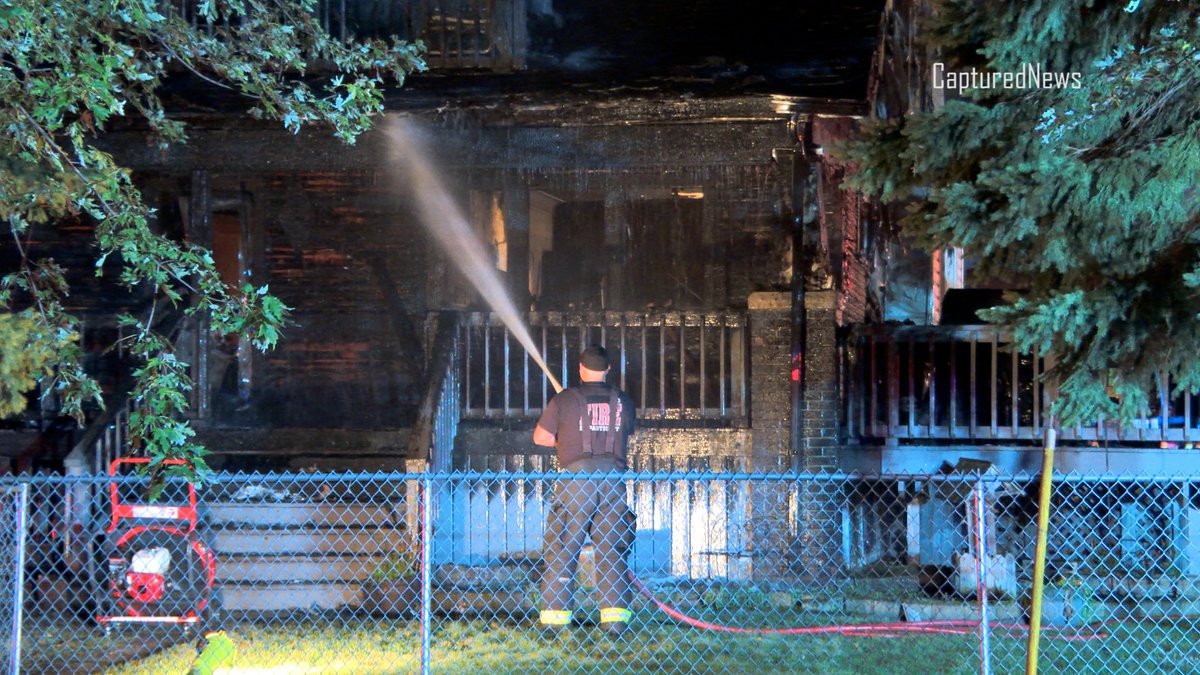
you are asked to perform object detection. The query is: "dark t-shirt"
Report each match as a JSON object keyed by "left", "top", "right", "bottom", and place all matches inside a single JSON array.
[{"left": 537, "top": 382, "right": 636, "bottom": 470}]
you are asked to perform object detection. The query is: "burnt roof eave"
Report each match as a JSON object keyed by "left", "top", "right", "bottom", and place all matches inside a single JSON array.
[{"left": 145, "top": 66, "right": 868, "bottom": 128}]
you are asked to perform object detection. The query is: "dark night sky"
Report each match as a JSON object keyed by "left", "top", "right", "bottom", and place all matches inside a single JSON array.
[
  {"left": 399, "top": 0, "right": 885, "bottom": 100},
  {"left": 160, "top": 1, "right": 884, "bottom": 116},
  {"left": 531, "top": 0, "right": 881, "bottom": 93}
]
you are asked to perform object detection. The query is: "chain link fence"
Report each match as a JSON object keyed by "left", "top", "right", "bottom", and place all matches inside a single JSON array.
[{"left": 4, "top": 470, "right": 1200, "bottom": 673}]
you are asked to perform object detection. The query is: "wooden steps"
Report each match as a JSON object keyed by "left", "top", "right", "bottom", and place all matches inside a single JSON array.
[{"left": 207, "top": 497, "right": 415, "bottom": 612}]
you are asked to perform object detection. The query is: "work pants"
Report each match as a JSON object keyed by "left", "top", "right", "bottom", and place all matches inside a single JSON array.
[{"left": 539, "top": 473, "right": 634, "bottom": 627}]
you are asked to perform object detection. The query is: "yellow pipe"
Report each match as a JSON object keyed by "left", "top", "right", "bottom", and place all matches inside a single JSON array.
[{"left": 1025, "top": 424, "right": 1056, "bottom": 675}]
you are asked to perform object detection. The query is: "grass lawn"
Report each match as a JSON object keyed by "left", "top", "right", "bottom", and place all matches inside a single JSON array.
[
  {"left": 95, "top": 615, "right": 1200, "bottom": 675},
  {"left": 101, "top": 616, "right": 979, "bottom": 675}
]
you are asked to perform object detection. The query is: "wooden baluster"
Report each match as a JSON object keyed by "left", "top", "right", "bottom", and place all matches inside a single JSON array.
[
  {"left": 465, "top": 316, "right": 473, "bottom": 415},
  {"left": 560, "top": 313, "right": 568, "bottom": 390},
  {"left": 681, "top": 319, "right": 691, "bottom": 415},
  {"left": 929, "top": 337, "right": 937, "bottom": 438},
  {"left": 1033, "top": 345, "right": 1041, "bottom": 436},
  {"left": 990, "top": 331, "right": 998, "bottom": 439},
  {"left": 641, "top": 317, "right": 648, "bottom": 417},
  {"left": 700, "top": 319, "right": 707, "bottom": 416},
  {"left": 888, "top": 337, "right": 899, "bottom": 437},
  {"left": 503, "top": 320, "right": 511, "bottom": 415},
  {"left": 660, "top": 320, "right": 667, "bottom": 417},
  {"left": 907, "top": 337, "right": 916, "bottom": 438},
  {"left": 970, "top": 333, "right": 977, "bottom": 440},
  {"left": 1011, "top": 344, "right": 1018, "bottom": 438},
  {"left": 870, "top": 337, "right": 878, "bottom": 437},
  {"left": 522, "top": 324, "right": 529, "bottom": 416},
  {"left": 949, "top": 341, "right": 957, "bottom": 439},
  {"left": 1161, "top": 370, "right": 1169, "bottom": 442},
  {"left": 1187, "top": 388, "right": 1194, "bottom": 444},
  {"left": 719, "top": 317, "right": 727, "bottom": 417},
  {"left": 620, "top": 318, "right": 628, "bottom": 391},
  {"left": 484, "top": 318, "right": 492, "bottom": 417},
  {"left": 541, "top": 323, "right": 547, "bottom": 408}
]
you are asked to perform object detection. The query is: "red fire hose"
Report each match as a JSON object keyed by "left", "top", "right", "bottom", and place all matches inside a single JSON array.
[{"left": 628, "top": 574, "right": 1107, "bottom": 641}]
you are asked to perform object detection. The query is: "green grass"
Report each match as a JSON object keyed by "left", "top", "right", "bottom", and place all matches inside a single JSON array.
[
  {"left": 91, "top": 615, "right": 1200, "bottom": 675},
  {"left": 94, "top": 616, "right": 972, "bottom": 675}
]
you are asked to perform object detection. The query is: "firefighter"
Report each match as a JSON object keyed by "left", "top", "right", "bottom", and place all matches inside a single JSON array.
[{"left": 534, "top": 344, "right": 637, "bottom": 636}]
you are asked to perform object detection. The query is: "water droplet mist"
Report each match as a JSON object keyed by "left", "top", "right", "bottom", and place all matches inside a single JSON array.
[{"left": 384, "top": 117, "right": 564, "bottom": 393}]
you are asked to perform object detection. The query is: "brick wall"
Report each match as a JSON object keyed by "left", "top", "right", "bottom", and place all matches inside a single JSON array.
[{"left": 838, "top": 194, "right": 871, "bottom": 325}]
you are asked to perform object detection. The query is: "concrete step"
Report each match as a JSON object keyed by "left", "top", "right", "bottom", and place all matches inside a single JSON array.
[
  {"left": 196, "top": 428, "right": 413, "bottom": 456},
  {"left": 218, "top": 554, "right": 382, "bottom": 583},
  {"left": 218, "top": 582, "right": 363, "bottom": 613},
  {"left": 211, "top": 526, "right": 410, "bottom": 556},
  {"left": 206, "top": 502, "right": 409, "bottom": 529},
  {"left": 216, "top": 581, "right": 539, "bottom": 615},
  {"left": 196, "top": 427, "right": 420, "bottom": 472}
]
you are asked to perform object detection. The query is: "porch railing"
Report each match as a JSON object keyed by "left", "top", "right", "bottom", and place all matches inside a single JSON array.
[
  {"left": 162, "top": 0, "right": 525, "bottom": 71},
  {"left": 461, "top": 311, "right": 748, "bottom": 426},
  {"left": 853, "top": 325, "right": 1200, "bottom": 444},
  {"left": 408, "top": 313, "right": 462, "bottom": 472}
]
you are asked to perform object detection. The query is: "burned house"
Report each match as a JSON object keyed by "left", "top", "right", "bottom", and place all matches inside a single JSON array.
[
  {"left": 8, "top": 0, "right": 1197, "bottom": 624},
  {"left": 21, "top": 0, "right": 883, "bottom": 478}
]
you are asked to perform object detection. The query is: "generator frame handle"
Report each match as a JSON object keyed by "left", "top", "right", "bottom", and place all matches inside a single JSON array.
[{"left": 107, "top": 458, "right": 198, "bottom": 534}]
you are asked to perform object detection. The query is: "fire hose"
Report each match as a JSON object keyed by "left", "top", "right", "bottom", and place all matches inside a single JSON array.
[
  {"left": 628, "top": 573, "right": 1107, "bottom": 641},
  {"left": 430, "top": 374, "right": 1102, "bottom": 643}
]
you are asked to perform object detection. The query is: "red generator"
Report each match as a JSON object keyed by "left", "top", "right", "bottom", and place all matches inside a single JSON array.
[{"left": 97, "top": 458, "right": 216, "bottom": 629}]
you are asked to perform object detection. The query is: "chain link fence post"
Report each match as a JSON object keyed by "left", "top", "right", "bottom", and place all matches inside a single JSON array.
[
  {"left": 973, "top": 477, "right": 991, "bottom": 675},
  {"left": 420, "top": 472, "right": 433, "bottom": 675},
  {"left": 0, "top": 484, "right": 29, "bottom": 675}
]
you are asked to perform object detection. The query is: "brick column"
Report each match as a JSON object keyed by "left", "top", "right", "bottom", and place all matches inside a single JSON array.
[
  {"left": 793, "top": 290, "right": 844, "bottom": 584},
  {"left": 747, "top": 291, "right": 792, "bottom": 470},
  {"left": 746, "top": 292, "right": 793, "bottom": 582},
  {"left": 799, "top": 290, "right": 840, "bottom": 470}
]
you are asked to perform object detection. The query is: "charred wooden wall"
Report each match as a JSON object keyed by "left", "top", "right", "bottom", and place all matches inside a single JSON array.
[
  {"left": 250, "top": 171, "right": 430, "bottom": 428},
  {"left": 93, "top": 99, "right": 866, "bottom": 433}
]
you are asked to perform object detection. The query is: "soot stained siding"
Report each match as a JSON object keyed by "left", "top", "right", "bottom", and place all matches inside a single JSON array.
[
  {"left": 722, "top": 164, "right": 793, "bottom": 306},
  {"left": 254, "top": 172, "right": 428, "bottom": 428}
]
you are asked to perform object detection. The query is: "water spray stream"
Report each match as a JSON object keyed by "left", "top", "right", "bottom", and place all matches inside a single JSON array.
[{"left": 384, "top": 117, "right": 563, "bottom": 394}]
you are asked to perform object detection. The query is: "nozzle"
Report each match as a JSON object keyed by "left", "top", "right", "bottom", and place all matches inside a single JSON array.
[{"left": 190, "top": 630, "right": 236, "bottom": 675}]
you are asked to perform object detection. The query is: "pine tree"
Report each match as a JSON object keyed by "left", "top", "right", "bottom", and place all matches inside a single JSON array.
[
  {"left": 0, "top": 0, "right": 424, "bottom": 476},
  {"left": 838, "top": 1, "right": 1200, "bottom": 425}
]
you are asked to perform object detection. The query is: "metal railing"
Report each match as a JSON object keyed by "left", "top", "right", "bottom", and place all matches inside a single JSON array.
[
  {"left": 461, "top": 311, "right": 749, "bottom": 426},
  {"left": 408, "top": 314, "right": 463, "bottom": 472},
  {"left": 853, "top": 324, "right": 1200, "bottom": 444},
  {"left": 6, "top": 469, "right": 1200, "bottom": 673}
]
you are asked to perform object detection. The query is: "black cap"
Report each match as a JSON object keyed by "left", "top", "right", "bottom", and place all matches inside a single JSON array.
[{"left": 580, "top": 344, "right": 610, "bottom": 371}]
